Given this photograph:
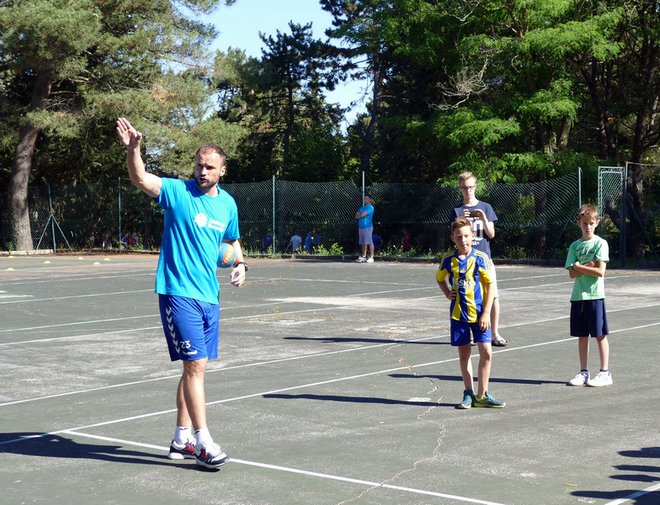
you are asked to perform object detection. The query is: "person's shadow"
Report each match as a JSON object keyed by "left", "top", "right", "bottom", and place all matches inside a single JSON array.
[
  {"left": 389, "top": 373, "right": 567, "bottom": 385},
  {"left": 263, "top": 393, "right": 456, "bottom": 408},
  {"left": 571, "top": 447, "right": 660, "bottom": 504},
  {"left": 285, "top": 336, "right": 450, "bottom": 346},
  {"left": 0, "top": 432, "right": 188, "bottom": 469}
]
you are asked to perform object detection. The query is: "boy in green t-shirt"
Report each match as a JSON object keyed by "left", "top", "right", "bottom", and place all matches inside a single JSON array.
[{"left": 564, "top": 204, "right": 612, "bottom": 387}]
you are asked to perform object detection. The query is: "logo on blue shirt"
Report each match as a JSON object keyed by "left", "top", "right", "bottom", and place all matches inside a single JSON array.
[{"left": 194, "top": 212, "right": 226, "bottom": 232}]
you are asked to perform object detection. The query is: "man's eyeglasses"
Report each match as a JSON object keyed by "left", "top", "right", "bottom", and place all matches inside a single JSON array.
[{"left": 460, "top": 185, "right": 476, "bottom": 190}]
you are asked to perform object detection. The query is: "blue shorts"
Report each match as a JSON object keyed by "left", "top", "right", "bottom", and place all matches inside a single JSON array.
[
  {"left": 570, "top": 299, "right": 608, "bottom": 338},
  {"left": 158, "top": 294, "right": 220, "bottom": 361},
  {"left": 450, "top": 319, "right": 492, "bottom": 346}
]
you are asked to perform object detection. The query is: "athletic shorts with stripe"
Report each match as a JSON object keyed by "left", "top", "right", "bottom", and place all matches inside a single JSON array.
[{"left": 158, "top": 294, "right": 220, "bottom": 361}]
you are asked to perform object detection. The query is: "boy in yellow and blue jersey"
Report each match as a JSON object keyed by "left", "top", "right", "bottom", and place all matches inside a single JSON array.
[{"left": 437, "top": 217, "right": 506, "bottom": 409}]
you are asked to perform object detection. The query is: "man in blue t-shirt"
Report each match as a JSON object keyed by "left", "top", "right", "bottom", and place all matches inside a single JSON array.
[
  {"left": 452, "top": 172, "right": 507, "bottom": 347},
  {"left": 116, "top": 117, "right": 246, "bottom": 470},
  {"left": 355, "top": 194, "right": 375, "bottom": 263}
]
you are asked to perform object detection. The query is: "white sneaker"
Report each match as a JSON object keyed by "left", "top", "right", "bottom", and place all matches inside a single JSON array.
[
  {"left": 356, "top": 256, "right": 366, "bottom": 263},
  {"left": 366, "top": 257, "right": 374, "bottom": 263},
  {"left": 168, "top": 438, "right": 196, "bottom": 460},
  {"left": 587, "top": 371, "right": 613, "bottom": 387},
  {"left": 567, "top": 371, "right": 589, "bottom": 386},
  {"left": 195, "top": 441, "right": 228, "bottom": 469}
]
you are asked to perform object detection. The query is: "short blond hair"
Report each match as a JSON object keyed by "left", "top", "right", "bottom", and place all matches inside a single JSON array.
[{"left": 458, "top": 172, "right": 476, "bottom": 185}]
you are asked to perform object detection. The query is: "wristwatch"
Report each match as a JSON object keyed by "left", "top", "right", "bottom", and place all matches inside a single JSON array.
[{"left": 235, "top": 261, "right": 248, "bottom": 272}]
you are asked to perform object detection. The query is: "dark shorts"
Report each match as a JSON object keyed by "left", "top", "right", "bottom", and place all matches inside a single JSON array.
[
  {"left": 158, "top": 294, "right": 220, "bottom": 361},
  {"left": 570, "top": 299, "right": 608, "bottom": 338},
  {"left": 450, "top": 319, "right": 492, "bottom": 346}
]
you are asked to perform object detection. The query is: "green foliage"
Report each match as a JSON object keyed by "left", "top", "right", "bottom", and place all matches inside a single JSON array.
[
  {"left": 0, "top": 0, "right": 102, "bottom": 73},
  {"left": 314, "top": 242, "right": 345, "bottom": 256},
  {"left": 447, "top": 115, "right": 521, "bottom": 150},
  {"left": 518, "top": 79, "right": 579, "bottom": 124},
  {"left": 212, "top": 21, "right": 347, "bottom": 181}
]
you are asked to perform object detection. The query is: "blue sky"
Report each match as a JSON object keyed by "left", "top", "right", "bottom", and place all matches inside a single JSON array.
[{"left": 210, "top": 0, "right": 367, "bottom": 126}]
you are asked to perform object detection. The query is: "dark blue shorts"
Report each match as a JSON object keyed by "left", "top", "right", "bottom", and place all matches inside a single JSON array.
[
  {"left": 570, "top": 299, "right": 608, "bottom": 338},
  {"left": 450, "top": 319, "right": 492, "bottom": 346},
  {"left": 158, "top": 294, "right": 220, "bottom": 361}
]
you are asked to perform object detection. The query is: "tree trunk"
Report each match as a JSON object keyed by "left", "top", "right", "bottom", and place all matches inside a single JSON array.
[
  {"left": 8, "top": 72, "right": 52, "bottom": 251},
  {"left": 558, "top": 117, "right": 572, "bottom": 151}
]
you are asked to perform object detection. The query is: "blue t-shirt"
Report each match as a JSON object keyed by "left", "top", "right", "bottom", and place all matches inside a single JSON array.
[
  {"left": 357, "top": 204, "right": 374, "bottom": 229},
  {"left": 452, "top": 201, "right": 497, "bottom": 257},
  {"left": 155, "top": 178, "right": 240, "bottom": 304}
]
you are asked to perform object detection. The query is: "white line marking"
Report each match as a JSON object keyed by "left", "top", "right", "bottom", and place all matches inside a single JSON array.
[
  {"left": 2, "top": 302, "right": 659, "bottom": 406},
  {"left": 5, "top": 315, "right": 658, "bottom": 420},
  {"left": 0, "top": 288, "right": 153, "bottom": 305},
  {"left": 56, "top": 430, "right": 506, "bottom": 505},
  {"left": 0, "top": 318, "right": 161, "bottom": 337},
  {"left": 0, "top": 333, "right": 449, "bottom": 407}
]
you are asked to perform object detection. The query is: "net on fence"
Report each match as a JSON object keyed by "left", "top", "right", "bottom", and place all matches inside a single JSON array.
[{"left": 2, "top": 172, "right": 583, "bottom": 260}]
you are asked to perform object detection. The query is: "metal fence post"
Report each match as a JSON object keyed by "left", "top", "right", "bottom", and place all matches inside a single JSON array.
[
  {"left": 118, "top": 177, "right": 122, "bottom": 252},
  {"left": 577, "top": 167, "right": 582, "bottom": 207},
  {"left": 622, "top": 163, "right": 628, "bottom": 268}
]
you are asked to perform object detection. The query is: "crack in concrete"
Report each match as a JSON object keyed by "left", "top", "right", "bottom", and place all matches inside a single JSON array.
[{"left": 335, "top": 337, "right": 447, "bottom": 505}]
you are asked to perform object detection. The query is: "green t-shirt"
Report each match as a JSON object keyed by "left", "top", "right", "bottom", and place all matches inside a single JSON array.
[{"left": 565, "top": 235, "right": 609, "bottom": 301}]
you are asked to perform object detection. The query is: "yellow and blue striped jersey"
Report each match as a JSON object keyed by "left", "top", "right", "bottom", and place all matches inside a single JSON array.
[{"left": 436, "top": 250, "right": 494, "bottom": 323}]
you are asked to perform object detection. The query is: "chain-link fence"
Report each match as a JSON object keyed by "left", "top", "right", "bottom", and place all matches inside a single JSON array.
[{"left": 1, "top": 172, "right": 584, "bottom": 260}]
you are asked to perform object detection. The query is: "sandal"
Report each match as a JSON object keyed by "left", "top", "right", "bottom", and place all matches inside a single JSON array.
[{"left": 492, "top": 337, "right": 508, "bottom": 347}]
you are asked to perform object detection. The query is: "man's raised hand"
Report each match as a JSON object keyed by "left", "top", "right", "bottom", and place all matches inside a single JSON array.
[{"left": 116, "top": 117, "right": 142, "bottom": 150}]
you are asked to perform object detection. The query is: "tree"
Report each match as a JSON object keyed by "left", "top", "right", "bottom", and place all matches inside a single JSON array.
[
  {"left": 321, "top": 0, "right": 396, "bottom": 181},
  {"left": 0, "top": 0, "right": 236, "bottom": 250},
  {"left": 213, "top": 21, "right": 346, "bottom": 181},
  {"left": 1, "top": 0, "right": 102, "bottom": 250}
]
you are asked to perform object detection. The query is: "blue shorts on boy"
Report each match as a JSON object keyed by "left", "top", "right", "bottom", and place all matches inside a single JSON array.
[
  {"left": 570, "top": 299, "right": 608, "bottom": 338},
  {"left": 159, "top": 294, "right": 220, "bottom": 361},
  {"left": 450, "top": 320, "right": 492, "bottom": 346}
]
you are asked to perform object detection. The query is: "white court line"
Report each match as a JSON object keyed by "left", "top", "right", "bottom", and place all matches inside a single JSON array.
[
  {"left": 0, "top": 332, "right": 449, "bottom": 407},
  {"left": 5, "top": 318, "right": 659, "bottom": 421},
  {"left": 1, "top": 271, "right": 573, "bottom": 335},
  {"left": 4, "top": 324, "right": 660, "bottom": 504},
  {"left": 0, "top": 286, "right": 439, "bottom": 336},
  {"left": 0, "top": 288, "right": 153, "bottom": 305},
  {"left": 3, "top": 298, "right": 660, "bottom": 406},
  {"left": 503, "top": 274, "right": 637, "bottom": 291},
  {"left": 603, "top": 483, "right": 660, "bottom": 505},
  {"left": 1, "top": 336, "right": 573, "bottom": 432},
  {"left": 0, "top": 271, "right": 155, "bottom": 286},
  {"left": 0, "top": 269, "right": 642, "bottom": 308},
  {"left": 55, "top": 430, "right": 506, "bottom": 505},
  {"left": 0, "top": 320, "right": 161, "bottom": 338}
]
